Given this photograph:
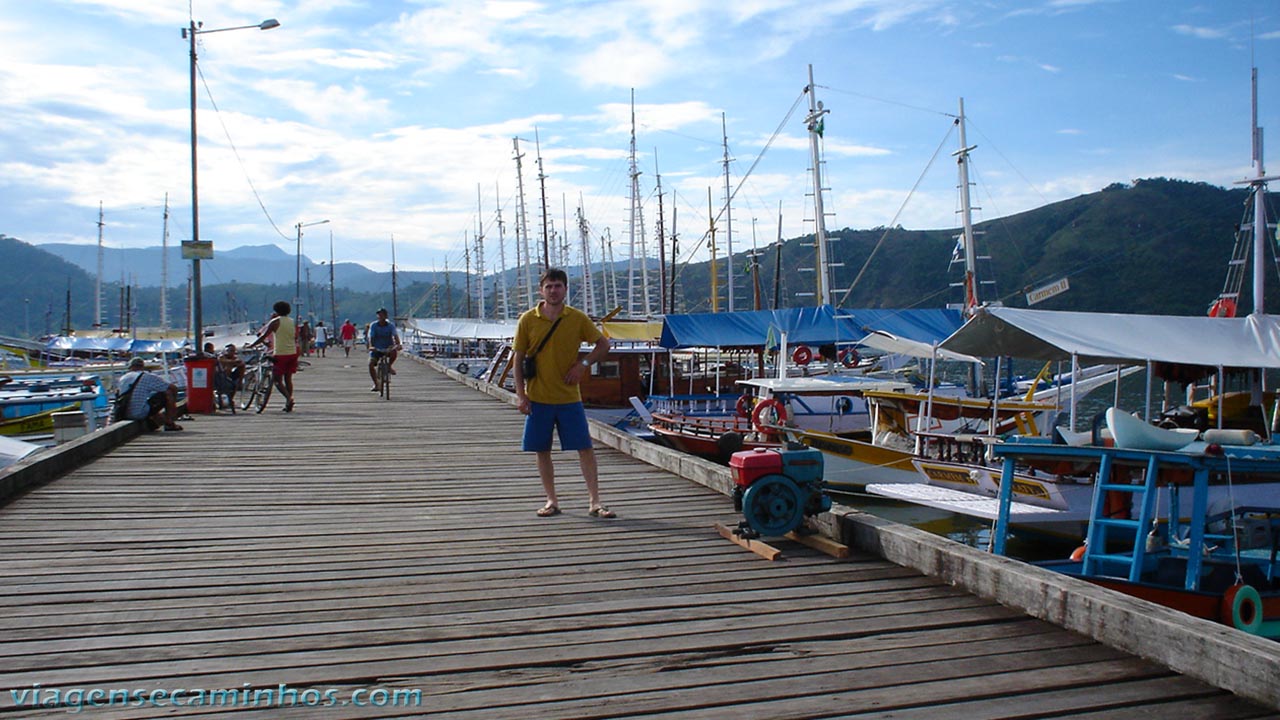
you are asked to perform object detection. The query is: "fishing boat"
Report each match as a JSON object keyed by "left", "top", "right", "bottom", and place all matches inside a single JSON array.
[
  {"left": 0, "top": 374, "right": 106, "bottom": 435},
  {"left": 0, "top": 404, "right": 80, "bottom": 436},
  {"left": 989, "top": 438, "right": 1280, "bottom": 637}
]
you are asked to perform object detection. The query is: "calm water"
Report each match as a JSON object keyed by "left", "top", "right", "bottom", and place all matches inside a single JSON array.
[{"left": 828, "top": 490, "right": 1075, "bottom": 562}]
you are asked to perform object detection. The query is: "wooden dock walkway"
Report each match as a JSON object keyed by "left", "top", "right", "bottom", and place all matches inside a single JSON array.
[{"left": 0, "top": 355, "right": 1274, "bottom": 718}]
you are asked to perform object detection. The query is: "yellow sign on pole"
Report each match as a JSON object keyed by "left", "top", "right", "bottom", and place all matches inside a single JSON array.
[{"left": 181, "top": 240, "right": 213, "bottom": 260}]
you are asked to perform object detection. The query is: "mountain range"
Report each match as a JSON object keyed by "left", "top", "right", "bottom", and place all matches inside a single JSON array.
[{"left": 1, "top": 177, "right": 1273, "bottom": 339}]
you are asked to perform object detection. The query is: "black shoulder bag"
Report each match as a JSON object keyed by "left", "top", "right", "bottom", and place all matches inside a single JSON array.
[
  {"left": 522, "top": 316, "right": 563, "bottom": 381},
  {"left": 111, "top": 374, "right": 142, "bottom": 422}
]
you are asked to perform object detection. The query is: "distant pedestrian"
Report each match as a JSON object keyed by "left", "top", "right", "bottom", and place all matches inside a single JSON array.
[
  {"left": 246, "top": 300, "right": 298, "bottom": 413},
  {"left": 299, "top": 320, "right": 314, "bottom": 357},
  {"left": 314, "top": 321, "right": 329, "bottom": 357},
  {"left": 514, "top": 268, "right": 613, "bottom": 519},
  {"left": 340, "top": 319, "right": 357, "bottom": 357}
]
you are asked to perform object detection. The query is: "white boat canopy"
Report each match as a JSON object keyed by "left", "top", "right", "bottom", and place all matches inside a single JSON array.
[
  {"left": 405, "top": 318, "right": 517, "bottom": 341},
  {"left": 940, "top": 307, "right": 1280, "bottom": 368},
  {"left": 855, "top": 330, "right": 984, "bottom": 364}
]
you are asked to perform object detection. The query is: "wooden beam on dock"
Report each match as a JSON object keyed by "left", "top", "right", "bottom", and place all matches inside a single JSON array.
[{"left": 714, "top": 521, "right": 783, "bottom": 560}]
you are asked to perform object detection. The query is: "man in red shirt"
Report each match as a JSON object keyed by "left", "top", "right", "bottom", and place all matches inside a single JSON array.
[{"left": 340, "top": 319, "right": 358, "bottom": 357}]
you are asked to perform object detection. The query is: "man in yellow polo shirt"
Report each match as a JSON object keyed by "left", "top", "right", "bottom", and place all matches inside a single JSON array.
[{"left": 514, "top": 268, "right": 613, "bottom": 519}]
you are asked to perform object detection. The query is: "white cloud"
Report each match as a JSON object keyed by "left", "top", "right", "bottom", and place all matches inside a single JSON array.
[{"left": 1171, "top": 23, "right": 1228, "bottom": 40}]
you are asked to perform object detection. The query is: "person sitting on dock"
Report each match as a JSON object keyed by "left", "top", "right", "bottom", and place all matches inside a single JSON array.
[
  {"left": 117, "top": 357, "right": 183, "bottom": 431},
  {"left": 514, "top": 268, "right": 614, "bottom": 519},
  {"left": 367, "top": 308, "right": 401, "bottom": 391}
]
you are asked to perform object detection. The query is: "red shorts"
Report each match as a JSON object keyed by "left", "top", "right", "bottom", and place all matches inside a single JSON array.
[{"left": 272, "top": 353, "right": 299, "bottom": 378}]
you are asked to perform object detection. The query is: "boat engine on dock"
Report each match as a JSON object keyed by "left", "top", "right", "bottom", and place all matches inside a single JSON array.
[{"left": 730, "top": 445, "right": 830, "bottom": 538}]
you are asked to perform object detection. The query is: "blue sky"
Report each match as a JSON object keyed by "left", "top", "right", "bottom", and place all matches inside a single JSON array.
[{"left": 1, "top": 0, "right": 1276, "bottom": 286}]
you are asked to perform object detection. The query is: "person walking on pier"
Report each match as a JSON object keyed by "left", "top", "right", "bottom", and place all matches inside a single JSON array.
[
  {"left": 514, "top": 268, "right": 614, "bottom": 519},
  {"left": 340, "top": 318, "right": 357, "bottom": 357},
  {"left": 246, "top": 300, "right": 298, "bottom": 413}
]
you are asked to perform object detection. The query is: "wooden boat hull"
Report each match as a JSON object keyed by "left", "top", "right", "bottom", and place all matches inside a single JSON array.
[
  {"left": 649, "top": 412, "right": 779, "bottom": 461},
  {"left": 0, "top": 404, "right": 76, "bottom": 436},
  {"left": 787, "top": 428, "right": 918, "bottom": 489},
  {"left": 1041, "top": 560, "right": 1280, "bottom": 638}
]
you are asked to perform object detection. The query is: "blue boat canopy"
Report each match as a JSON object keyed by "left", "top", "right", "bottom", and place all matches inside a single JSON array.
[
  {"left": 658, "top": 305, "right": 965, "bottom": 350},
  {"left": 43, "top": 337, "right": 191, "bottom": 353}
]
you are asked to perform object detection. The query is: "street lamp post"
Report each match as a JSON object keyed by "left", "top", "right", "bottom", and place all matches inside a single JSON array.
[
  {"left": 296, "top": 219, "right": 329, "bottom": 320},
  {"left": 185, "top": 16, "right": 279, "bottom": 355}
]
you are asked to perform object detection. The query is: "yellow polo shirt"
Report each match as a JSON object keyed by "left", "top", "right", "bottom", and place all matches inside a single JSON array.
[{"left": 515, "top": 304, "right": 601, "bottom": 404}]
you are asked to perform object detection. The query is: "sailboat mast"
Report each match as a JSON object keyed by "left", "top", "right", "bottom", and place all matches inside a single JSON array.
[
  {"left": 476, "top": 185, "right": 486, "bottom": 319},
  {"left": 513, "top": 137, "right": 533, "bottom": 308},
  {"left": 708, "top": 187, "right": 719, "bottom": 312},
  {"left": 576, "top": 195, "right": 595, "bottom": 316},
  {"left": 774, "top": 202, "right": 783, "bottom": 310},
  {"left": 627, "top": 89, "right": 640, "bottom": 318},
  {"left": 160, "top": 193, "right": 170, "bottom": 332},
  {"left": 655, "top": 151, "right": 667, "bottom": 316},
  {"left": 804, "top": 65, "right": 832, "bottom": 306},
  {"left": 495, "top": 182, "right": 511, "bottom": 320},
  {"left": 955, "top": 97, "right": 980, "bottom": 316},
  {"left": 1249, "top": 66, "right": 1272, "bottom": 314},
  {"left": 722, "top": 112, "right": 735, "bottom": 312},
  {"left": 670, "top": 205, "right": 679, "bottom": 313},
  {"left": 535, "top": 130, "right": 550, "bottom": 271},
  {"left": 463, "top": 233, "right": 472, "bottom": 318},
  {"left": 96, "top": 201, "right": 104, "bottom": 329},
  {"left": 390, "top": 234, "right": 399, "bottom": 321}
]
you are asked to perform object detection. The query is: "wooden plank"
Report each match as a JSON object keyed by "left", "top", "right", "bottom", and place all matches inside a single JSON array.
[
  {"left": 786, "top": 529, "right": 850, "bottom": 558},
  {"left": 715, "top": 521, "right": 782, "bottom": 560}
]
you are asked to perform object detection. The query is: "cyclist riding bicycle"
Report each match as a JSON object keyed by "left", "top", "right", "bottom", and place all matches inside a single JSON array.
[{"left": 367, "top": 307, "right": 402, "bottom": 392}]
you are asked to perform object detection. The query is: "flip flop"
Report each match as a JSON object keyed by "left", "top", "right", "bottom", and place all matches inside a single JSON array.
[
  {"left": 536, "top": 504, "right": 560, "bottom": 517},
  {"left": 163, "top": 424, "right": 184, "bottom": 432},
  {"left": 588, "top": 506, "right": 616, "bottom": 518}
]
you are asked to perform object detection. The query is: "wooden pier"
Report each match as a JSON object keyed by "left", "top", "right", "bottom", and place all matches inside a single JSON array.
[{"left": 0, "top": 355, "right": 1275, "bottom": 717}]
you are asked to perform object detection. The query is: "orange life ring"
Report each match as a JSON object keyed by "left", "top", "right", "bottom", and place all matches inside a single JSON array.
[
  {"left": 751, "top": 398, "right": 788, "bottom": 437},
  {"left": 791, "top": 345, "right": 813, "bottom": 366},
  {"left": 1208, "top": 297, "right": 1237, "bottom": 318},
  {"left": 1221, "top": 584, "right": 1263, "bottom": 633},
  {"left": 735, "top": 394, "right": 754, "bottom": 418},
  {"left": 838, "top": 347, "right": 860, "bottom": 368}
]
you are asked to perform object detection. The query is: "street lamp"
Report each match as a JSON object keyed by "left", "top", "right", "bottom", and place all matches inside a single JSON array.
[
  {"left": 296, "top": 219, "right": 329, "bottom": 319},
  {"left": 185, "top": 16, "right": 279, "bottom": 355}
]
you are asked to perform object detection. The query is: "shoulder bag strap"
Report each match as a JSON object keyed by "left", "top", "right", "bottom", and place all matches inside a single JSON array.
[{"left": 531, "top": 316, "right": 564, "bottom": 358}]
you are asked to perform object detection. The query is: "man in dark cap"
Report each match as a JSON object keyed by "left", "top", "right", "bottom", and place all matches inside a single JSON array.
[{"left": 367, "top": 308, "right": 401, "bottom": 391}]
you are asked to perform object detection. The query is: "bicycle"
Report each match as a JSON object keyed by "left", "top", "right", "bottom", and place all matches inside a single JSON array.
[
  {"left": 375, "top": 351, "right": 392, "bottom": 400},
  {"left": 239, "top": 349, "right": 274, "bottom": 412}
]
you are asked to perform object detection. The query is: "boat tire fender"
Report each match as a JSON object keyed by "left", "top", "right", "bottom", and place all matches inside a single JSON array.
[
  {"left": 791, "top": 345, "right": 813, "bottom": 366},
  {"left": 751, "top": 398, "right": 788, "bottom": 437},
  {"left": 835, "top": 396, "right": 854, "bottom": 414},
  {"left": 1222, "top": 583, "right": 1263, "bottom": 634},
  {"left": 839, "top": 348, "right": 859, "bottom": 368},
  {"left": 456, "top": 362, "right": 470, "bottom": 374},
  {"left": 735, "top": 394, "right": 754, "bottom": 418}
]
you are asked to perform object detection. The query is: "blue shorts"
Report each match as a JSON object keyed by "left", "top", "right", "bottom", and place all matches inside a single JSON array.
[{"left": 522, "top": 401, "right": 593, "bottom": 452}]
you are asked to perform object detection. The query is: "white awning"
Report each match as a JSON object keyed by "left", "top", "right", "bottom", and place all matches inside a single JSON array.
[{"left": 940, "top": 307, "right": 1280, "bottom": 368}]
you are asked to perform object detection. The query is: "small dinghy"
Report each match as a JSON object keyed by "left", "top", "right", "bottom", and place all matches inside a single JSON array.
[{"left": 1105, "top": 407, "right": 1199, "bottom": 451}]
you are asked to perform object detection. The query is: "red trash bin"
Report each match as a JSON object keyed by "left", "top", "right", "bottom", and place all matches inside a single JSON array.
[{"left": 184, "top": 356, "right": 217, "bottom": 414}]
